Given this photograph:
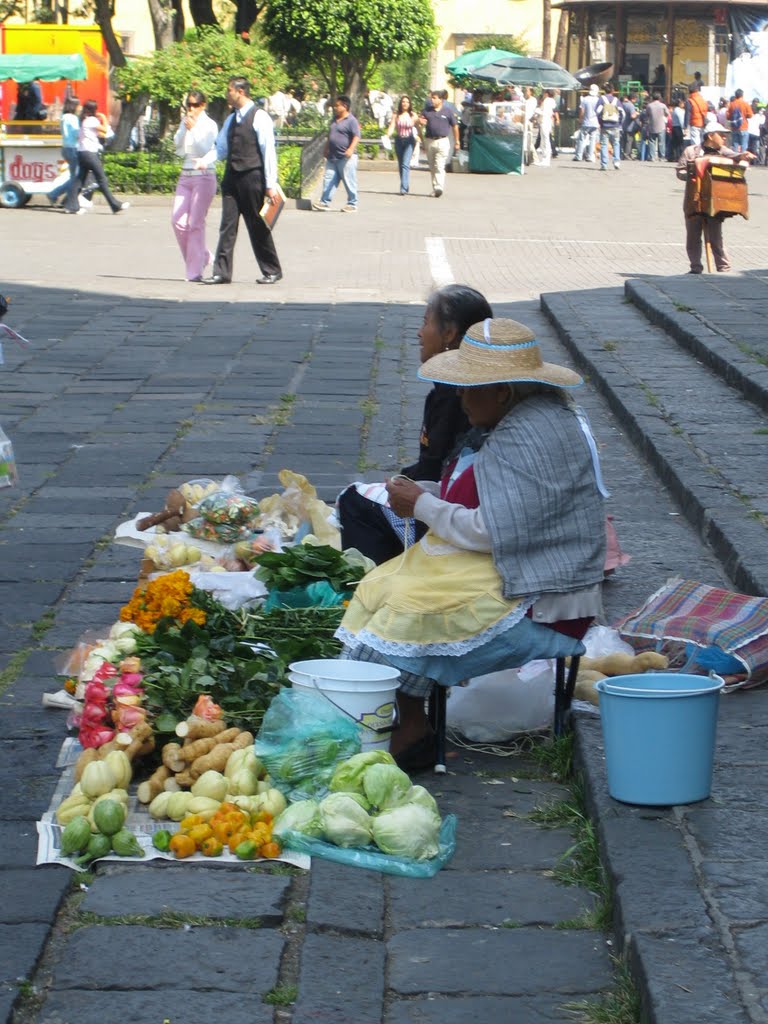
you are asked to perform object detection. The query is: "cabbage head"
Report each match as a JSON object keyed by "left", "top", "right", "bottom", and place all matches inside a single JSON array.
[
  {"left": 362, "top": 763, "right": 412, "bottom": 810},
  {"left": 371, "top": 804, "right": 441, "bottom": 860},
  {"left": 402, "top": 785, "right": 439, "bottom": 816},
  {"left": 272, "top": 800, "right": 324, "bottom": 838},
  {"left": 319, "top": 792, "right": 373, "bottom": 848},
  {"left": 329, "top": 750, "right": 396, "bottom": 795}
]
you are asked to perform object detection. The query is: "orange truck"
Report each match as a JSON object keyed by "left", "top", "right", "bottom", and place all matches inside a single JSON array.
[{"left": 0, "top": 24, "right": 107, "bottom": 208}]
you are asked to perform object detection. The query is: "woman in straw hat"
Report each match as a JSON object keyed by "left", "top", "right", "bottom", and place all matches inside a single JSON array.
[{"left": 336, "top": 318, "right": 609, "bottom": 770}]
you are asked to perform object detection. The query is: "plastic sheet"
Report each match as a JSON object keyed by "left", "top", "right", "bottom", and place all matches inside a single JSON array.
[
  {"left": 255, "top": 689, "right": 362, "bottom": 801},
  {"left": 280, "top": 813, "right": 457, "bottom": 877}
]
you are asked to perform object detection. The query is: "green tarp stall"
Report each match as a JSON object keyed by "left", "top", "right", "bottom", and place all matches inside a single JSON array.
[
  {"left": 0, "top": 54, "right": 87, "bottom": 82},
  {"left": 469, "top": 131, "right": 523, "bottom": 175}
]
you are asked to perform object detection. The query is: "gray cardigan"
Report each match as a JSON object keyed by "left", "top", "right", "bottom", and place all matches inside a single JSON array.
[{"left": 476, "top": 394, "right": 606, "bottom": 600}]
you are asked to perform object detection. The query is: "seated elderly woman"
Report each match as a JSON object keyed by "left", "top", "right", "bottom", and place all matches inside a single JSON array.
[
  {"left": 336, "top": 318, "right": 608, "bottom": 771},
  {"left": 338, "top": 283, "right": 492, "bottom": 565}
]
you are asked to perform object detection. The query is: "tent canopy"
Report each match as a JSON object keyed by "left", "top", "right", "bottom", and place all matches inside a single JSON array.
[{"left": 0, "top": 53, "right": 88, "bottom": 82}]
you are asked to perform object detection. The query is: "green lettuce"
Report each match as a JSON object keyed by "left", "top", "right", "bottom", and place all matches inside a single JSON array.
[
  {"left": 272, "top": 800, "right": 324, "bottom": 838},
  {"left": 319, "top": 792, "right": 373, "bottom": 848},
  {"left": 362, "top": 763, "right": 412, "bottom": 810},
  {"left": 329, "top": 750, "right": 396, "bottom": 795},
  {"left": 371, "top": 804, "right": 441, "bottom": 861}
]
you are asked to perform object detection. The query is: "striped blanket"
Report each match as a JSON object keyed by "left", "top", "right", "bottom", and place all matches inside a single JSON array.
[{"left": 617, "top": 577, "right": 768, "bottom": 690}]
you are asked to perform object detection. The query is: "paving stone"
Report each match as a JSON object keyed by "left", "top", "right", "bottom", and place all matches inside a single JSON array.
[
  {"left": 629, "top": 928, "right": 752, "bottom": 1024},
  {"left": 293, "top": 934, "right": 385, "bottom": 1024},
  {"left": 699, "top": 860, "right": 768, "bottom": 921},
  {"left": 0, "top": 868, "right": 70, "bottom": 924},
  {"left": 389, "top": 870, "right": 595, "bottom": 928},
  {"left": 37, "top": 990, "right": 276, "bottom": 1024},
  {"left": 81, "top": 865, "right": 289, "bottom": 922},
  {"left": 446, "top": 819, "right": 576, "bottom": 872},
  {"left": 0, "top": 923, "right": 51, "bottom": 984},
  {"left": 50, "top": 924, "right": 283, "bottom": 991},
  {"left": 388, "top": 927, "right": 612, "bottom": 995},
  {"left": 0, "top": 821, "right": 43, "bottom": 867},
  {"left": 306, "top": 858, "right": 384, "bottom": 935},
  {"left": 385, "top": 994, "right": 598, "bottom": 1024}
]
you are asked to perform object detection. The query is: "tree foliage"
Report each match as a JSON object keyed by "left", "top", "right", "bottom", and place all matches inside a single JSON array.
[
  {"left": 262, "top": 0, "right": 436, "bottom": 103},
  {"left": 114, "top": 28, "right": 289, "bottom": 118}
]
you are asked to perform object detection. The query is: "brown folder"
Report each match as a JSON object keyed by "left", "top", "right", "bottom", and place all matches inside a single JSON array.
[{"left": 259, "top": 183, "right": 286, "bottom": 231}]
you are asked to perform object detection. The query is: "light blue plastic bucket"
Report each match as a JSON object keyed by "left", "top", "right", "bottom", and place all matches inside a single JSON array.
[{"left": 595, "top": 673, "right": 723, "bottom": 806}]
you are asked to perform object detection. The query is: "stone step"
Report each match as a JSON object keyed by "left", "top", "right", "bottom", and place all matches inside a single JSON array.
[{"left": 541, "top": 286, "right": 768, "bottom": 595}]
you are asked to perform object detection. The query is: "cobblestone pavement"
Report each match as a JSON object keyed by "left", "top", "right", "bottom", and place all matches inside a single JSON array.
[{"left": 0, "top": 158, "right": 766, "bottom": 1024}]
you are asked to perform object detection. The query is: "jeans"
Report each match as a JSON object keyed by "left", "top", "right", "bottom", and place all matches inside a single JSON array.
[
  {"left": 394, "top": 135, "right": 415, "bottom": 193},
  {"left": 689, "top": 126, "right": 703, "bottom": 146},
  {"left": 574, "top": 126, "right": 597, "bottom": 161},
  {"left": 48, "top": 147, "right": 79, "bottom": 210},
  {"left": 172, "top": 171, "right": 218, "bottom": 280},
  {"left": 320, "top": 154, "right": 358, "bottom": 207},
  {"left": 76, "top": 150, "right": 122, "bottom": 212},
  {"left": 734, "top": 129, "right": 750, "bottom": 153},
  {"left": 600, "top": 125, "right": 621, "bottom": 168},
  {"left": 649, "top": 132, "right": 666, "bottom": 160}
]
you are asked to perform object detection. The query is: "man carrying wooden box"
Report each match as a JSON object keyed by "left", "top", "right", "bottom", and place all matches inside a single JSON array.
[{"left": 676, "top": 122, "right": 755, "bottom": 274}]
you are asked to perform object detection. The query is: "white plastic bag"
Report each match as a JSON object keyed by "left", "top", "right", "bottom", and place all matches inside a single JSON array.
[
  {"left": 582, "top": 624, "right": 634, "bottom": 660},
  {"left": 381, "top": 133, "right": 392, "bottom": 152},
  {"left": 446, "top": 660, "right": 554, "bottom": 741}
]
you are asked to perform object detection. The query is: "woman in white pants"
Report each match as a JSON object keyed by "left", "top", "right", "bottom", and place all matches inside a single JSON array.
[{"left": 171, "top": 90, "right": 219, "bottom": 282}]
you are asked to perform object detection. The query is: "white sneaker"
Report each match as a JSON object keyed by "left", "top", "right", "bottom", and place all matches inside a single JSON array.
[
  {"left": 113, "top": 202, "right": 130, "bottom": 214},
  {"left": 78, "top": 195, "right": 93, "bottom": 208}
]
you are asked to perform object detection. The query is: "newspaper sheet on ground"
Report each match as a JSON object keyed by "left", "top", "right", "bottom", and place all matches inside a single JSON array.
[{"left": 38, "top": 738, "right": 310, "bottom": 871}]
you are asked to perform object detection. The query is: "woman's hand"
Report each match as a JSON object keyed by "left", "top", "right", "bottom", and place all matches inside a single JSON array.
[{"left": 386, "top": 477, "right": 425, "bottom": 517}]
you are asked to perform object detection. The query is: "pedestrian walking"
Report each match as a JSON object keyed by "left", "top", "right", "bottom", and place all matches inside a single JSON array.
[
  {"left": 204, "top": 76, "right": 283, "bottom": 286},
  {"left": 535, "top": 90, "right": 559, "bottom": 166},
  {"left": 387, "top": 95, "right": 419, "bottom": 195},
  {"left": 574, "top": 84, "right": 600, "bottom": 162},
  {"left": 419, "top": 90, "right": 459, "bottom": 197},
  {"left": 75, "top": 100, "right": 129, "bottom": 214},
  {"left": 171, "top": 89, "right": 218, "bottom": 282},
  {"left": 645, "top": 92, "right": 670, "bottom": 161},
  {"left": 311, "top": 95, "right": 361, "bottom": 213},
  {"left": 47, "top": 96, "right": 81, "bottom": 213},
  {"left": 596, "top": 84, "right": 623, "bottom": 170}
]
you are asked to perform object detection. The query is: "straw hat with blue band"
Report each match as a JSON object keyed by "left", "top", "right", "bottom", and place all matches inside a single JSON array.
[{"left": 418, "top": 318, "right": 584, "bottom": 389}]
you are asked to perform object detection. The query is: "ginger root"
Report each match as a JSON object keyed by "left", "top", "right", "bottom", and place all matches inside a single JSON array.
[
  {"left": 181, "top": 727, "right": 240, "bottom": 763},
  {"left": 136, "top": 764, "right": 171, "bottom": 805},
  {"left": 175, "top": 716, "right": 227, "bottom": 741},
  {"left": 161, "top": 741, "right": 185, "bottom": 773},
  {"left": 189, "top": 730, "right": 253, "bottom": 780}
]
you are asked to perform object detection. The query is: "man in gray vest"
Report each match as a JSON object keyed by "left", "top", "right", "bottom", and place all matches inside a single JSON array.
[{"left": 204, "top": 76, "right": 283, "bottom": 285}]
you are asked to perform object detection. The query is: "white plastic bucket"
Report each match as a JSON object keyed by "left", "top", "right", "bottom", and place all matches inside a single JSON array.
[{"left": 288, "top": 659, "right": 400, "bottom": 752}]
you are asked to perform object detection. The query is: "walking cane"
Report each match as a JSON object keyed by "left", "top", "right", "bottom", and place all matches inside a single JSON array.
[{"left": 703, "top": 217, "right": 713, "bottom": 273}]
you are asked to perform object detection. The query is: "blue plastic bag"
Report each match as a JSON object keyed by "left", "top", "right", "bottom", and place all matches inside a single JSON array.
[{"left": 280, "top": 814, "right": 458, "bottom": 878}]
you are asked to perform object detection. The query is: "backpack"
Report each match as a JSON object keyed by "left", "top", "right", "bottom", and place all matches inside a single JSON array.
[
  {"left": 601, "top": 98, "right": 619, "bottom": 123},
  {"left": 730, "top": 106, "right": 743, "bottom": 131}
]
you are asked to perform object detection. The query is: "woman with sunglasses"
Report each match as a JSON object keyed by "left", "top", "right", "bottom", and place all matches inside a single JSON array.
[{"left": 172, "top": 90, "right": 219, "bottom": 281}]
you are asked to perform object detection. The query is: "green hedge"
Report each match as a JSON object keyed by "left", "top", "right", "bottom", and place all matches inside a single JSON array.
[{"left": 102, "top": 145, "right": 303, "bottom": 198}]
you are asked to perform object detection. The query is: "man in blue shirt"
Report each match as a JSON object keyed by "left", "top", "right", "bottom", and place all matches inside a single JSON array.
[
  {"left": 204, "top": 76, "right": 283, "bottom": 285},
  {"left": 419, "top": 90, "right": 459, "bottom": 197},
  {"left": 312, "top": 95, "right": 361, "bottom": 212}
]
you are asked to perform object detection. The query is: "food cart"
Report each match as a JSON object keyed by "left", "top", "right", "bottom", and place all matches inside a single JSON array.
[
  {"left": 467, "top": 102, "right": 525, "bottom": 175},
  {"left": 0, "top": 53, "right": 87, "bottom": 208}
]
